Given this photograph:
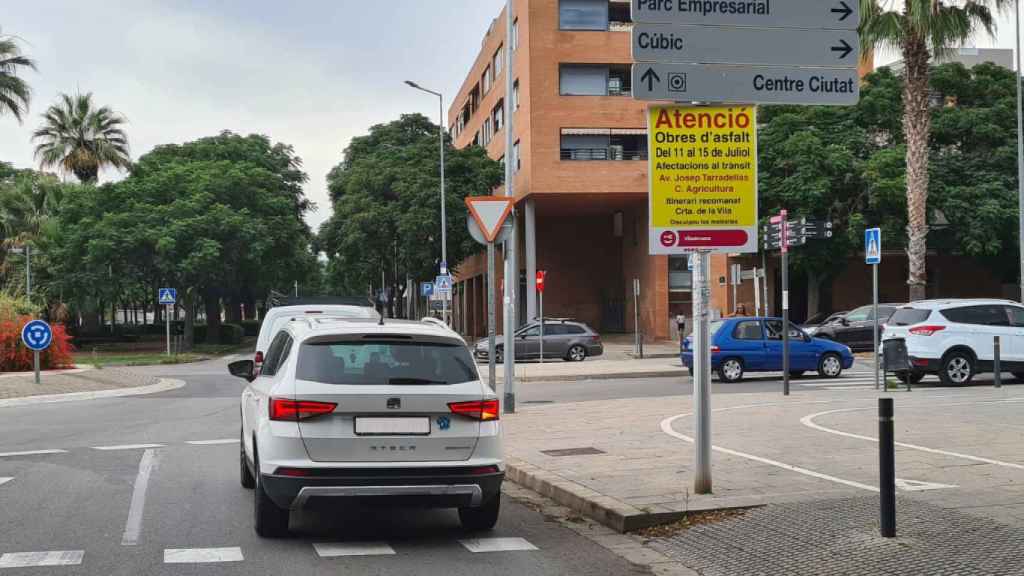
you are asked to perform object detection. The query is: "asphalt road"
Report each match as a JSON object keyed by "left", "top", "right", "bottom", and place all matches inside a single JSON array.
[{"left": 0, "top": 357, "right": 643, "bottom": 576}]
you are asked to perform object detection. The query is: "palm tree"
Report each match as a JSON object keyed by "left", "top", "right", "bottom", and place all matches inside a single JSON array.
[
  {"left": 32, "top": 92, "right": 130, "bottom": 183},
  {"left": 0, "top": 30, "right": 36, "bottom": 122},
  {"left": 860, "top": 0, "right": 1008, "bottom": 301}
]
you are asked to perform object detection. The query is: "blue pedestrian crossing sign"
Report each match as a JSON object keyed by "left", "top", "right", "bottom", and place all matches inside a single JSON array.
[
  {"left": 421, "top": 281, "right": 434, "bottom": 298},
  {"left": 21, "top": 319, "right": 52, "bottom": 351},
  {"left": 158, "top": 288, "right": 177, "bottom": 305},
  {"left": 865, "top": 228, "right": 881, "bottom": 265},
  {"left": 435, "top": 274, "right": 453, "bottom": 299}
]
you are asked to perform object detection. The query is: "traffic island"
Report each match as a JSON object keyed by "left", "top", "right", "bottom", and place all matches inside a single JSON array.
[{"left": 0, "top": 366, "right": 161, "bottom": 402}]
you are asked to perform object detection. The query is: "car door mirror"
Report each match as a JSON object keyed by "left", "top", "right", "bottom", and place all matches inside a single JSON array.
[
  {"left": 839, "top": 317, "right": 849, "bottom": 326},
  {"left": 804, "top": 333, "right": 812, "bottom": 343},
  {"left": 229, "top": 359, "right": 255, "bottom": 381}
]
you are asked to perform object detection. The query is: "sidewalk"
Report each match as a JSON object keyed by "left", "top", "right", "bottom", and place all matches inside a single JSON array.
[
  {"left": 479, "top": 356, "right": 685, "bottom": 383},
  {"left": 502, "top": 385, "right": 1024, "bottom": 533},
  {"left": 0, "top": 366, "right": 157, "bottom": 400}
]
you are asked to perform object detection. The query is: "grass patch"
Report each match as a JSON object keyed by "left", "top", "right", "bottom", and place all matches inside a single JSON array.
[
  {"left": 72, "top": 352, "right": 211, "bottom": 367},
  {"left": 631, "top": 508, "right": 748, "bottom": 538}
]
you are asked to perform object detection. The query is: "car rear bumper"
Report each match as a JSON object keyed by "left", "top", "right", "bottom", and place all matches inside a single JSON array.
[
  {"left": 587, "top": 343, "right": 604, "bottom": 357},
  {"left": 260, "top": 467, "right": 504, "bottom": 510}
]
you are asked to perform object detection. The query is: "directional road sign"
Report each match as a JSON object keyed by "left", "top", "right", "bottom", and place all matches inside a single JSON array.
[
  {"left": 632, "top": 63, "right": 859, "bottom": 105},
  {"left": 420, "top": 281, "right": 434, "bottom": 298},
  {"left": 865, "top": 228, "right": 882, "bottom": 265},
  {"left": 21, "top": 319, "right": 52, "bottom": 351},
  {"left": 158, "top": 288, "right": 177, "bottom": 305},
  {"left": 633, "top": 24, "right": 859, "bottom": 68},
  {"left": 630, "top": 0, "right": 859, "bottom": 30},
  {"left": 465, "top": 196, "right": 514, "bottom": 243}
]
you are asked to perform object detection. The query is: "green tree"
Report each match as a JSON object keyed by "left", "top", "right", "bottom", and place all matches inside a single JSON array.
[
  {"left": 860, "top": 0, "right": 1009, "bottom": 300},
  {"left": 32, "top": 92, "right": 130, "bottom": 183},
  {"left": 0, "top": 30, "right": 35, "bottom": 122},
  {"left": 320, "top": 114, "right": 503, "bottom": 310}
]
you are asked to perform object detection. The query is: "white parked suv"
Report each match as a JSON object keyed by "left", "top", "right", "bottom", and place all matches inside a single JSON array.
[
  {"left": 881, "top": 299, "right": 1024, "bottom": 386},
  {"left": 228, "top": 316, "right": 503, "bottom": 537}
]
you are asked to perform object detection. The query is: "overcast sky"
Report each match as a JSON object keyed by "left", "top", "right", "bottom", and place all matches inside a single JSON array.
[
  {"left": 1, "top": 2, "right": 1021, "bottom": 232},
  {"left": 0, "top": 0, "right": 505, "bottom": 231}
]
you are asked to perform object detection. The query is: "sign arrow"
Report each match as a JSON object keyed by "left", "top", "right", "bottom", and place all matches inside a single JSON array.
[
  {"left": 831, "top": 1, "right": 854, "bottom": 21},
  {"left": 831, "top": 38, "right": 853, "bottom": 60},
  {"left": 640, "top": 67, "right": 660, "bottom": 91}
]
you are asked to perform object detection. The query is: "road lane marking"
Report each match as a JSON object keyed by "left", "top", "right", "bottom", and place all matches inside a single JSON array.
[
  {"left": 163, "top": 547, "right": 244, "bottom": 563},
  {"left": 313, "top": 542, "right": 396, "bottom": 557},
  {"left": 660, "top": 413, "right": 879, "bottom": 493},
  {"left": 459, "top": 537, "right": 538, "bottom": 553},
  {"left": 895, "top": 478, "right": 958, "bottom": 491},
  {"left": 92, "top": 444, "right": 165, "bottom": 451},
  {"left": 0, "top": 449, "right": 66, "bottom": 458},
  {"left": 121, "top": 449, "right": 158, "bottom": 546},
  {"left": 0, "top": 478, "right": 12, "bottom": 487},
  {"left": 0, "top": 550, "right": 84, "bottom": 568},
  {"left": 801, "top": 403, "right": 1024, "bottom": 470},
  {"left": 185, "top": 439, "right": 239, "bottom": 445}
]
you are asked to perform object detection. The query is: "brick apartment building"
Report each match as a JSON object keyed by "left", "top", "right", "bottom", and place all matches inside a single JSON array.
[{"left": 447, "top": 0, "right": 1007, "bottom": 343}]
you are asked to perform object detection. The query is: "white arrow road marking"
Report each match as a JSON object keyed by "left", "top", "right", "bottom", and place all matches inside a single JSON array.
[
  {"left": 0, "top": 449, "right": 66, "bottom": 458},
  {"left": 314, "top": 542, "right": 396, "bottom": 557},
  {"left": 185, "top": 439, "right": 239, "bottom": 445},
  {"left": 0, "top": 477, "right": 12, "bottom": 487},
  {"left": 163, "top": 548, "right": 244, "bottom": 563},
  {"left": 459, "top": 537, "right": 538, "bottom": 553},
  {"left": 0, "top": 551, "right": 84, "bottom": 568},
  {"left": 92, "top": 444, "right": 165, "bottom": 451},
  {"left": 121, "top": 449, "right": 158, "bottom": 546},
  {"left": 895, "top": 478, "right": 958, "bottom": 491}
]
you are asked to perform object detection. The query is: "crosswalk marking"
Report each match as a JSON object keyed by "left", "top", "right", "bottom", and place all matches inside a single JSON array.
[
  {"left": 0, "top": 449, "right": 66, "bottom": 458},
  {"left": 459, "top": 537, "right": 538, "bottom": 553},
  {"left": 0, "top": 478, "right": 12, "bottom": 487},
  {"left": 314, "top": 542, "right": 396, "bottom": 557},
  {"left": 185, "top": 439, "right": 239, "bottom": 445},
  {"left": 164, "top": 547, "right": 243, "bottom": 563},
  {"left": 92, "top": 444, "right": 165, "bottom": 451},
  {"left": 0, "top": 550, "right": 84, "bottom": 568}
]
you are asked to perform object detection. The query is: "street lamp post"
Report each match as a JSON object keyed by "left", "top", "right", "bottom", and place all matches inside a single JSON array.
[
  {"left": 405, "top": 80, "right": 448, "bottom": 321},
  {"left": 1016, "top": 0, "right": 1024, "bottom": 303}
]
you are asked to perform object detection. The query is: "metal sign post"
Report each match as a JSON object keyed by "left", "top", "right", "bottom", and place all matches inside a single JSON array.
[
  {"left": 866, "top": 228, "right": 882, "bottom": 389},
  {"left": 693, "top": 252, "right": 712, "bottom": 494},
  {"left": 633, "top": 278, "right": 642, "bottom": 359},
  {"left": 487, "top": 242, "right": 497, "bottom": 392},
  {"left": 778, "top": 210, "right": 791, "bottom": 396},
  {"left": 21, "top": 319, "right": 53, "bottom": 384},
  {"left": 537, "top": 271, "right": 546, "bottom": 364}
]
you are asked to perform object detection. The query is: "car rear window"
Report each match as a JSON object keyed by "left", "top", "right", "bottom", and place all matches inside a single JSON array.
[
  {"left": 888, "top": 308, "right": 931, "bottom": 326},
  {"left": 940, "top": 305, "right": 1010, "bottom": 326},
  {"left": 296, "top": 341, "right": 478, "bottom": 385}
]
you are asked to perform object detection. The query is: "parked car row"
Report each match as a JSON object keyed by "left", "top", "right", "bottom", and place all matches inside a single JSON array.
[
  {"left": 473, "top": 318, "right": 603, "bottom": 363},
  {"left": 801, "top": 304, "right": 901, "bottom": 351}
]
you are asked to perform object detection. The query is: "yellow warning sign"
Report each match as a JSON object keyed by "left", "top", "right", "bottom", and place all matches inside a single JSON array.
[{"left": 647, "top": 105, "right": 758, "bottom": 254}]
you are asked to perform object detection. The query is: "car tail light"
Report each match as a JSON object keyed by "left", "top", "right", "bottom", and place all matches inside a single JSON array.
[
  {"left": 269, "top": 398, "right": 337, "bottom": 421},
  {"left": 469, "top": 465, "right": 500, "bottom": 475},
  {"left": 448, "top": 400, "right": 500, "bottom": 421},
  {"left": 912, "top": 358, "right": 930, "bottom": 367},
  {"left": 254, "top": 351, "right": 264, "bottom": 365},
  {"left": 909, "top": 325, "right": 946, "bottom": 336},
  {"left": 710, "top": 345, "right": 721, "bottom": 353},
  {"left": 273, "top": 467, "right": 312, "bottom": 477}
]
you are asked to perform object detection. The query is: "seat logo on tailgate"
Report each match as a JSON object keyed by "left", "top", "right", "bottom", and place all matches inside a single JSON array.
[{"left": 436, "top": 416, "right": 451, "bottom": 431}]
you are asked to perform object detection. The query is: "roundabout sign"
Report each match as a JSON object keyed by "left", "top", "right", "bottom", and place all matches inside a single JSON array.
[{"left": 21, "top": 319, "right": 52, "bottom": 384}]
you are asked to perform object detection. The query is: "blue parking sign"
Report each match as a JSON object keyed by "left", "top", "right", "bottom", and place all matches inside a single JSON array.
[
  {"left": 421, "top": 281, "right": 434, "bottom": 297},
  {"left": 21, "top": 319, "right": 53, "bottom": 351},
  {"left": 865, "top": 228, "right": 881, "bottom": 265}
]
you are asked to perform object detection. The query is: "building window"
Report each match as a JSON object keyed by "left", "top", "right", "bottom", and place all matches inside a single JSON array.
[
  {"left": 668, "top": 256, "right": 693, "bottom": 291},
  {"left": 512, "top": 18, "right": 519, "bottom": 51},
  {"left": 493, "top": 45, "right": 503, "bottom": 78},
  {"left": 482, "top": 118, "right": 492, "bottom": 146},
  {"left": 607, "top": 65, "right": 631, "bottom": 96},
  {"left": 559, "top": 0, "right": 609, "bottom": 31},
  {"left": 482, "top": 66, "right": 492, "bottom": 94},
  {"left": 560, "top": 64, "right": 608, "bottom": 96},
  {"left": 493, "top": 99, "right": 504, "bottom": 133},
  {"left": 513, "top": 140, "right": 521, "bottom": 172},
  {"left": 560, "top": 129, "right": 647, "bottom": 161},
  {"left": 608, "top": 1, "right": 632, "bottom": 29},
  {"left": 470, "top": 85, "right": 480, "bottom": 115},
  {"left": 473, "top": 131, "right": 481, "bottom": 147},
  {"left": 512, "top": 80, "right": 520, "bottom": 111}
]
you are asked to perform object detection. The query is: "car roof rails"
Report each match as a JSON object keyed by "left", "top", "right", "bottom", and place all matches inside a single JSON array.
[{"left": 420, "top": 317, "right": 452, "bottom": 330}]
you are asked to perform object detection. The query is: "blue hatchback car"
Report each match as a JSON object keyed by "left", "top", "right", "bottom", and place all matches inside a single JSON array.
[{"left": 681, "top": 317, "right": 854, "bottom": 382}]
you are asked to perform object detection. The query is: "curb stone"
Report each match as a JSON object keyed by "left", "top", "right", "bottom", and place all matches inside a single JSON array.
[
  {"left": 489, "top": 369, "right": 685, "bottom": 384},
  {"left": 0, "top": 378, "right": 186, "bottom": 408}
]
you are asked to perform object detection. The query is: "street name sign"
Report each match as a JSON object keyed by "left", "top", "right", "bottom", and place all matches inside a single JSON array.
[
  {"left": 633, "top": 63, "right": 858, "bottom": 105},
  {"left": 648, "top": 105, "right": 757, "bottom": 254},
  {"left": 465, "top": 196, "right": 515, "bottom": 243},
  {"left": 633, "top": 24, "right": 858, "bottom": 68},
  {"left": 631, "top": 0, "right": 859, "bottom": 30}
]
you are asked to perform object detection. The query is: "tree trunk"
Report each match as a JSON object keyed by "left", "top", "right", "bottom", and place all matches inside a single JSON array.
[
  {"left": 806, "top": 271, "right": 821, "bottom": 320},
  {"left": 183, "top": 291, "right": 195, "bottom": 351},
  {"left": 903, "top": 32, "right": 931, "bottom": 302},
  {"left": 225, "top": 293, "right": 243, "bottom": 324},
  {"left": 203, "top": 288, "right": 222, "bottom": 344}
]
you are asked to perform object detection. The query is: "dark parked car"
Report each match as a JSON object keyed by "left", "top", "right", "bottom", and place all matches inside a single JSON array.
[
  {"left": 475, "top": 319, "right": 603, "bottom": 362},
  {"left": 801, "top": 311, "right": 847, "bottom": 336},
  {"left": 813, "top": 304, "right": 902, "bottom": 351}
]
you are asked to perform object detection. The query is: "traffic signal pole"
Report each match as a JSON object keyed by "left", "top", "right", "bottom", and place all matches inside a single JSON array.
[{"left": 781, "top": 209, "right": 790, "bottom": 396}]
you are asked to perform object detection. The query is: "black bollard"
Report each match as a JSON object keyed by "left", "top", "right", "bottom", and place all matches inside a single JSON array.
[
  {"left": 879, "top": 398, "right": 895, "bottom": 538},
  {"left": 994, "top": 336, "right": 1002, "bottom": 388}
]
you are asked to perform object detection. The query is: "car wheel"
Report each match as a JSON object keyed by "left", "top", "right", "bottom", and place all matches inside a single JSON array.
[
  {"left": 716, "top": 358, "right": 744, "bottom": 382},
  {"left": 896, "top": 371, "right": 925, "bottom": 385},
  {"left": 495, "top": 348, "right": 504, "bottom": 364},
  {"left": 240, "top": 430, "right": 255, "bottom": 489},
  {"left": 818, "top": 353, "right": 843, "bottom": 379},
  {"left": 253, "top": 448, "right": 289, "bottom": 537},
  {"left": 566, "top": 345, "right": 587, "bottom": 362},
  {"left": 789, "top": 371, "right": 805, "bottom": 378},
  {"left": 459, "top": 493, "right": 500, "bottom": 532},
  {"left": 939, "top": 351, "right": 975, "bottom": 386}
]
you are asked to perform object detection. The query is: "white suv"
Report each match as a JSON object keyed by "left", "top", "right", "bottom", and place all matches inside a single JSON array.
[
  {"left": 254, "top": 304, "right": 378, "bottom": 371},
  {"left": 228, "top": 317, "right": 503, "bottom": 537},
  {"left": 881, "top": 299, "right": 1024, "bottom": 386}
]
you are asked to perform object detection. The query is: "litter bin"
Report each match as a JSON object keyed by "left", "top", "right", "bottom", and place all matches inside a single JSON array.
[{"left": 882, "top": 338, "right": 909, "bottom": 372}]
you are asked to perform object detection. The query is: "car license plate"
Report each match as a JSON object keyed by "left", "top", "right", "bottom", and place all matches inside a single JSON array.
[{"left": 355, "top": 417, "right": 430, "bottom": 436}]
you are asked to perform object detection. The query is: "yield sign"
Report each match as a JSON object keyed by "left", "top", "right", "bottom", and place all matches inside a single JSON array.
[{"left": 465, "top": 196, "right": 514, "bottom": 243}]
